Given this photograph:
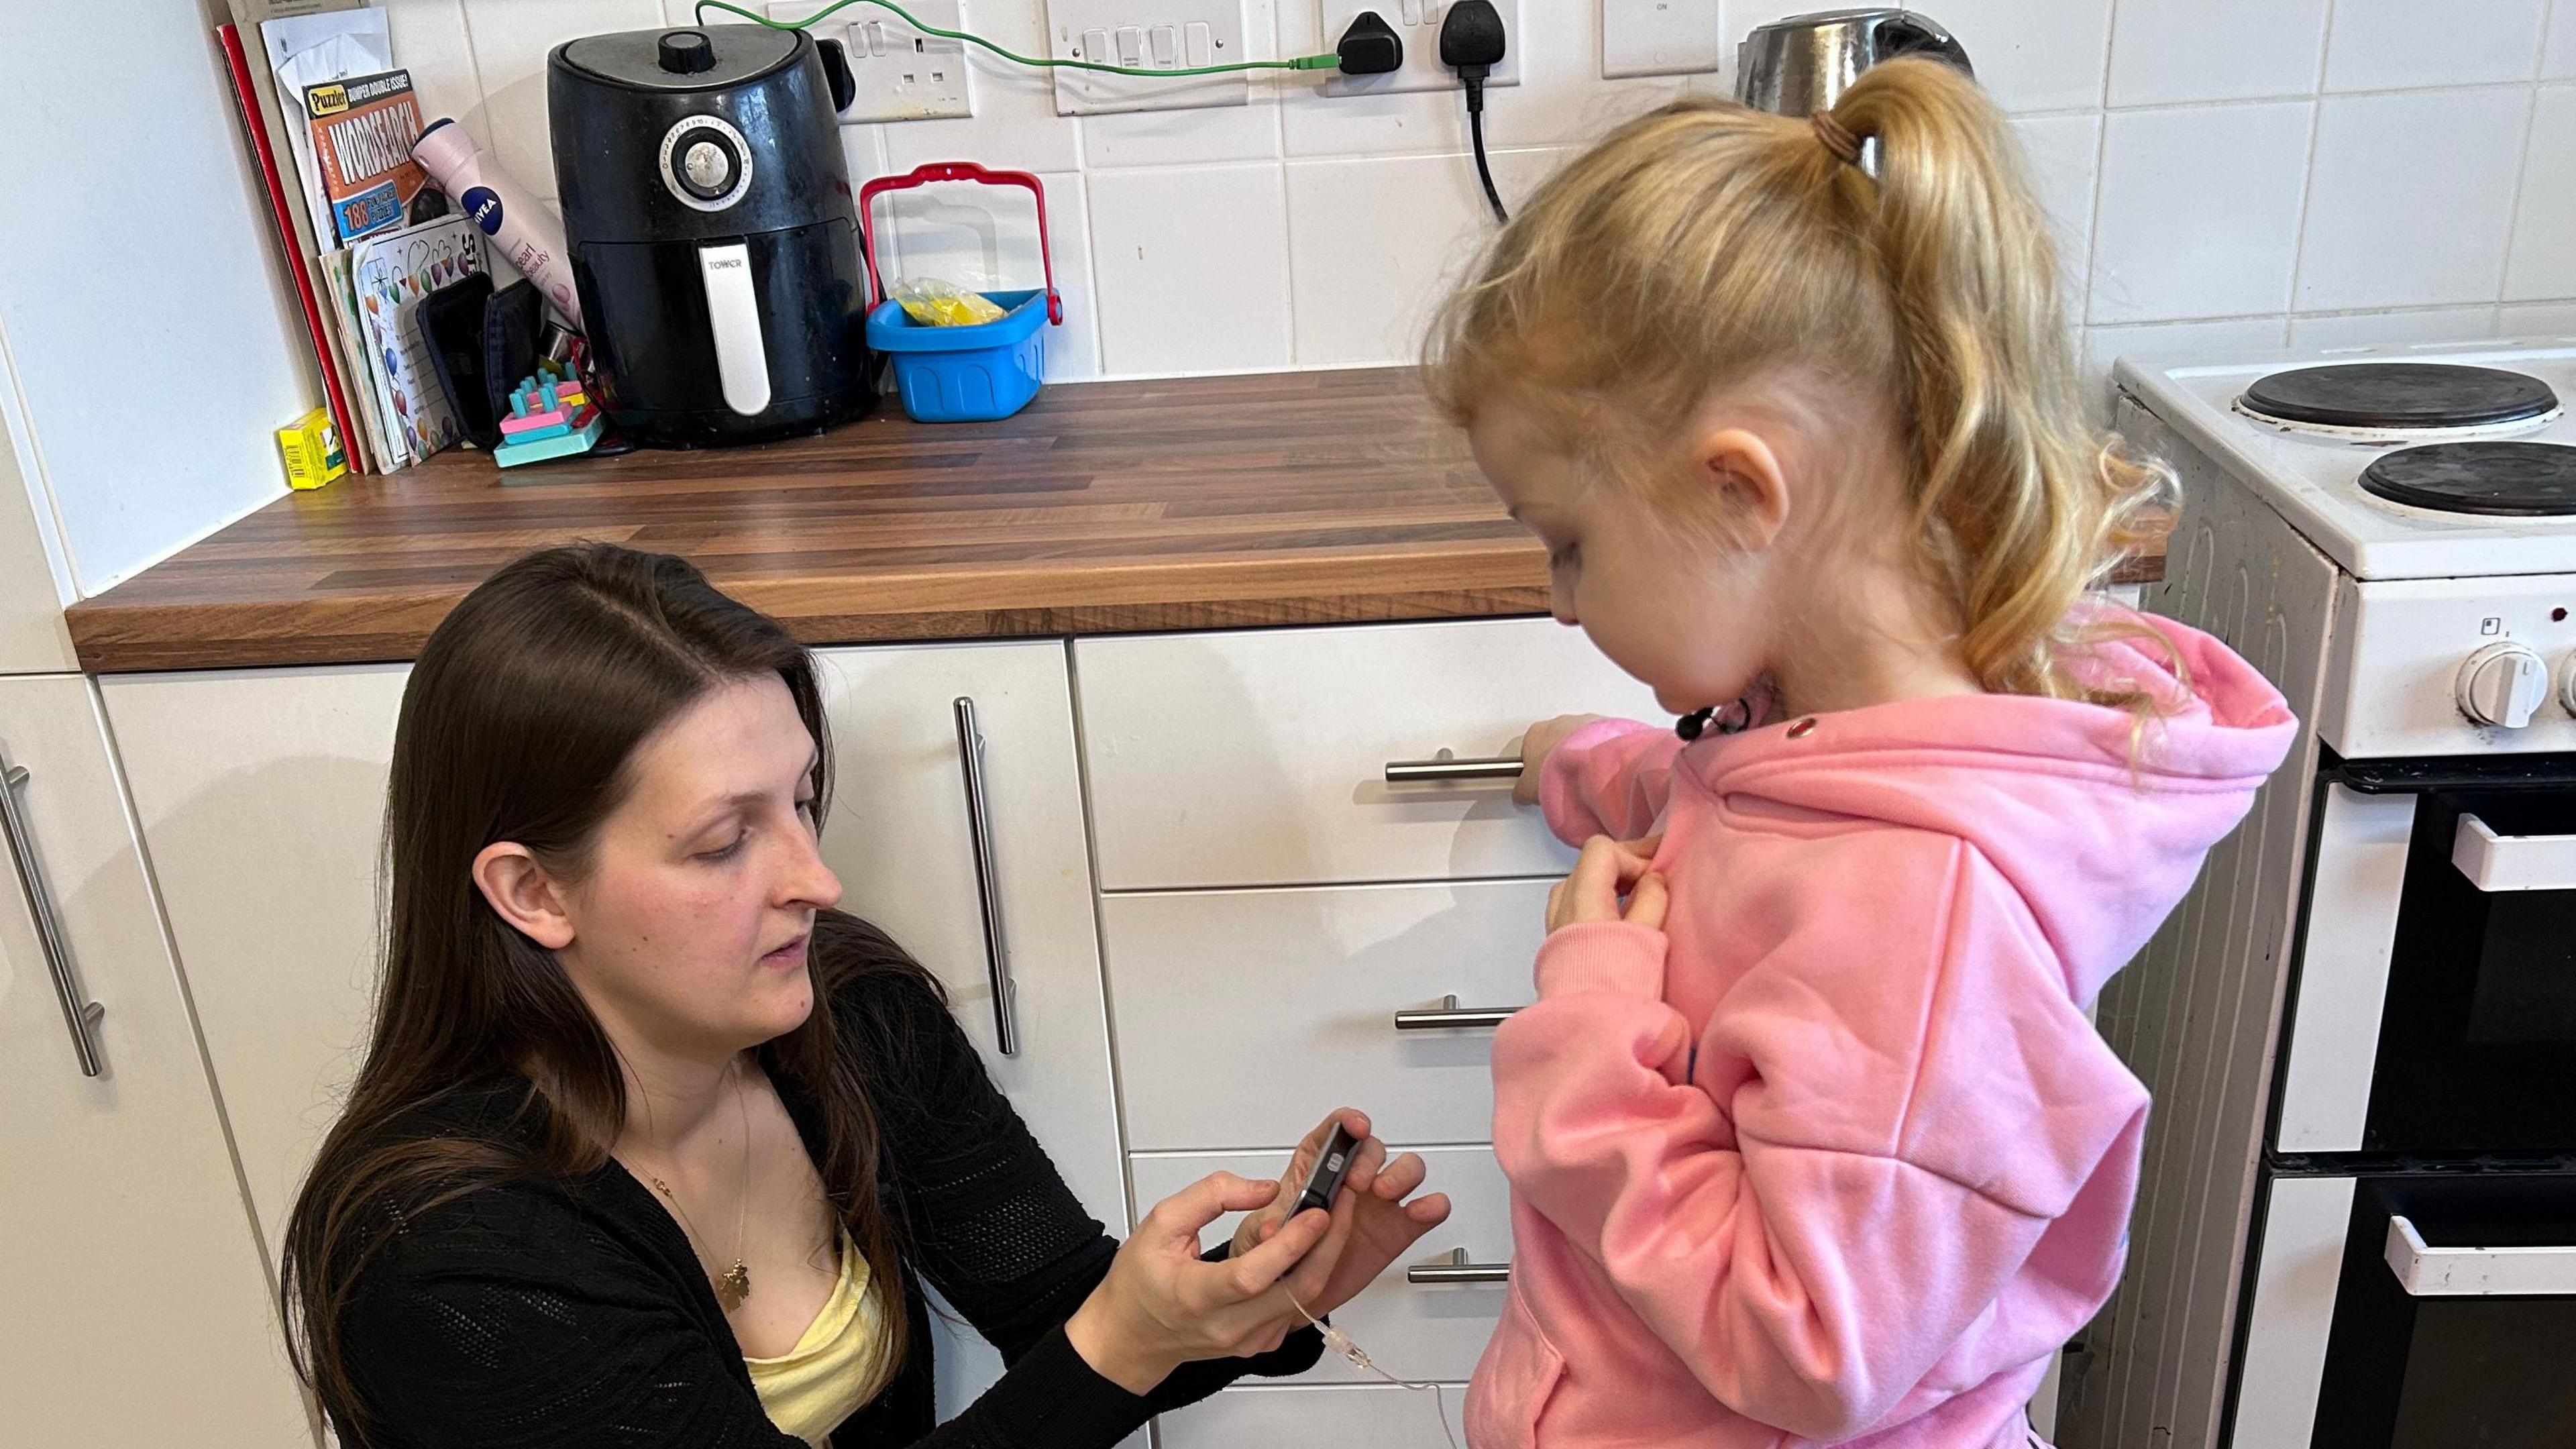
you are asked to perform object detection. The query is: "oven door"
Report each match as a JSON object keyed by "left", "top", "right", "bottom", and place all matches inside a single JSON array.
[
  {"left": 2298, "top": 757, "right": 2576, "bottom": 1155},
  {"left": 2308, "top": 1169, "right": 2576, "bottom": 1449}
]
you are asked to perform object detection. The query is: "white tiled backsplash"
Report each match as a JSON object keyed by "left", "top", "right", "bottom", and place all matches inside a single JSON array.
[{"left": 380, "top": 0, "right": 2576, "bottom": 389}]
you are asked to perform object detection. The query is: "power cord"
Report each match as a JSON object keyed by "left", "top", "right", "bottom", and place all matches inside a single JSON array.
[
  {"left": 695, "top": 0, "right": 1340, "bottom": 75},
  {"left": 1287, "top": 1291, "right": 1459, "bottom": 1449},
  {"left": 1439, "top": 0, "right": 1509, "bottom": 223}
]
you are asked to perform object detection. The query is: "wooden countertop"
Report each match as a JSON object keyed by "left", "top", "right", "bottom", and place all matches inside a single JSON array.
[{"left": 66, "top": 367, "right": 2162, "bottom": 674}]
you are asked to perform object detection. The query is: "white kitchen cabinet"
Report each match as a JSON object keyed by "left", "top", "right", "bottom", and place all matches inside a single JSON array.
[
  {"left": 1075, "top": 617, "right": 1663, "bottom": 890},
  {"left": 1102, "top": 878, "right": 1552, "bottom": 1152},
  {"left": 0, "top": 406, "right": 75, "bottom": 674},
  {"left": 811, "top": 643, "right": 1125, "bottom": 1226},
  {"left": 805, "top": 643, "right": 1130, "bottom": 1424},
  {"left": 102, "top": 642, "right": 1126, "bottom": 1427},
  {"left": 1158, "top": 1380, "right": 1470, "bottom": 1448},
  {"left": 101, "top": 663, "right": 412, "bottom": 1252},
  {"left": 0, "top": 674, "right": 315, "bottom": 1447}
]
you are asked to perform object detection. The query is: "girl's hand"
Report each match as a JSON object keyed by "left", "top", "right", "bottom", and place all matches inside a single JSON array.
[
  {"left": 1514, "top": 714, "right": 1610, "bottom": 806},
  {"left": 1231, "top": 1110, "right": 1453, "bottom": 1319},
  {"left": 1547, "top": 835, "right": 1666, "bottom": 930},
  {"left": 1067, "top": 1171, "right": 1342, "bottom": 1393}
]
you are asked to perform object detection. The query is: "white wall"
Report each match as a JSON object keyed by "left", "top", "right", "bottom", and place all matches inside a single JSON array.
[
  {"left": 0, "top": 6, "right": 309, "bottom": 600},
  {"left": 384, "top": 0, "right": 2576, "bottom": 390}
]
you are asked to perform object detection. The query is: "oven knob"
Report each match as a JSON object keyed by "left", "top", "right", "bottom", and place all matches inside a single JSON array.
[{"left": 2457, "top": 641, "right": 2549, "bottom": 728}]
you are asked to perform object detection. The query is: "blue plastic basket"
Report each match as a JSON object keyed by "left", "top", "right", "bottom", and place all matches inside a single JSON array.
[
  {"left": 859, "top": 162, "right": 1065, "bottom": 424},
  {"left": 865, "top": 288, "right": 1049, "bottom": 424}
]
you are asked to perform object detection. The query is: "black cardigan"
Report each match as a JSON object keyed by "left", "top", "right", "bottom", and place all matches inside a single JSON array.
[{"left": 339, "top": 937, "right": 1322, "bottom": 1448}]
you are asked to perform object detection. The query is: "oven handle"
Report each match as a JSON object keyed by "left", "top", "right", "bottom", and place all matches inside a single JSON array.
[
  {"left": 2450, "top": 813, "right": 2576, "bottom": 892},
  {"left": 2384, "top": 1214, "right": 2576, "bottom": 1297}
]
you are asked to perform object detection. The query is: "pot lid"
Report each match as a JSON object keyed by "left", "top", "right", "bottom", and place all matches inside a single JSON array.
[{"left": 557, "top": 26, "right": 802, "bottom": 91}]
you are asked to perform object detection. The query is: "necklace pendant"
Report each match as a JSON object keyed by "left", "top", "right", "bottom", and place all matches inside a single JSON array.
[{"left": 717, "top": 1260, "right": 751, "bottom": 1310}]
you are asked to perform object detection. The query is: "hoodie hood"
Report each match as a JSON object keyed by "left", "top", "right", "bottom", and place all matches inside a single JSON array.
[{"left": 1681, "top": 614, "right": 2296, "bottom": 1004}]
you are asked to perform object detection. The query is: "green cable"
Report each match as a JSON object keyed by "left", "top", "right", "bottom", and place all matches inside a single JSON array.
[{"left": 692, "top": 0, "right": 1341, "bottom": 74}]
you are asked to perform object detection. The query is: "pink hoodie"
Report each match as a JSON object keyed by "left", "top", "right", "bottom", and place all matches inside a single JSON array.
[{"left": 1466, "top": 616, "right": 2294, "bottom": 1449}]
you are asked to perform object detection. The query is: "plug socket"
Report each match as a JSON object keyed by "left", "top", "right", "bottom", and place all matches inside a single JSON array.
[
  {"left": 1316, "top": 0, "right": 1520, "bottom": 97},
  {"left": 1438, "top": 0, "right": 1506, "bottom": 76},
  {"left": 1334, "top": 11, "right": 1403, "bottom": 75}
]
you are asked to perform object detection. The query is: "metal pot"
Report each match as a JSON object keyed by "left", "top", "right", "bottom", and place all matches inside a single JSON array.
[{"left": 1735, "top": 7, "right": 1970, "bottom": 117}]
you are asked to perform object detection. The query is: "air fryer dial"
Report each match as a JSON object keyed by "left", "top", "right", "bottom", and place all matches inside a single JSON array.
[{"left": 657, "top": 114, "right": 752, "bottom": 212}]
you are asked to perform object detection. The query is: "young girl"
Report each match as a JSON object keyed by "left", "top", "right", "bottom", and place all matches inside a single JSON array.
[{"left": 1426, "top": 60, "right": 2296, "bottom": 1449}]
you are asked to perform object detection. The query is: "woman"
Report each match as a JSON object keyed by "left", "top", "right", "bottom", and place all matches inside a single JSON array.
[{"left": 281, "top": 543, "right": 1450, "bottom": 1448}]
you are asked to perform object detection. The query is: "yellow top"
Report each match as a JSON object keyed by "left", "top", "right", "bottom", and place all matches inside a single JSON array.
[{"left": 745, "top": 1229, "right": 891, "bottom": 1448}]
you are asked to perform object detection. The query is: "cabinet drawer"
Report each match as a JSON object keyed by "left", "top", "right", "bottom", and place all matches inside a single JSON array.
[
  {"left": 1102, "top": 879, "right": 1549, "bottom": 1151},
  {"left": 1075, "top": 619, "right": 1660, "bottom": 889},
  {"left": 1159, "top": 1383, "right": 1469, "bottom": 1449},
  {"left": 1129, "top": 1144, "right": 1511, "bottom": 1387}
]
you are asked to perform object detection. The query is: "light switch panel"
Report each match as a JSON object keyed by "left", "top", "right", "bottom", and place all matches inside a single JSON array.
[
  {"left": 1600, "top": 0, "right": 1721, "bottom": 78},
  {"left": 1044, "top": 0, "right": 1249, "bottom": 115},
  {"left": 771, "top": 0, "right": 975, "bottom": 122},
  {"left": 1316, "top": 0, "right": 1523, "bottom": 97}
]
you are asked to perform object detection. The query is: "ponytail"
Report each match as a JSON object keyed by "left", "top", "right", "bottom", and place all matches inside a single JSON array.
[{"left": 1427, "top": 58, "right": 2173, "bottom": 704}]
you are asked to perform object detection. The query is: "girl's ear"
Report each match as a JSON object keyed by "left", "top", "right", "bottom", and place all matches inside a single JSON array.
[
  {"left": 1693, "top": 427, "right": 1793, "bottom": 550},
  {"left": 472, "top": 842, "right": 576, "bottom": 950}
]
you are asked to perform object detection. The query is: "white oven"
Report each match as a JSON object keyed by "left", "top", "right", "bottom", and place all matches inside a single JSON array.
[{"left": 2055, "top": 341, "right": 2576, "bottom": 1449}]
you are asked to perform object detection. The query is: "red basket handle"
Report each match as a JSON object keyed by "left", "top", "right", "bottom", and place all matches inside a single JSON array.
[{"left": 857, "top": 161, "right": 1062, "bottom": 325}]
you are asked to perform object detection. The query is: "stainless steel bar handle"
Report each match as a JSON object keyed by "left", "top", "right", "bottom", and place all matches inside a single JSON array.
[
  {"left": 1394, "top": 994, "right": 1521, "bottom": 1031},
  {"left": 1384, "top": 750, "right": 1525, "bottom": 784},
  {"left": 1408, "top": 1247, "right": 1511, "bottom": 1285},
  {"left": 2, "top": 756, "right": 106, "bottom": 1077},
  {"left": 1391, "top": 747, "right": 1525, "bottom": 784},
  {"left": 953, "top": 698, "right": 1018, "bottom": 1057}
]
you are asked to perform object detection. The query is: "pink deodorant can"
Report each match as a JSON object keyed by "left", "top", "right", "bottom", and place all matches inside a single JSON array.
[{"left": 412, "top": 119, "right": 584, "bottom": 327}]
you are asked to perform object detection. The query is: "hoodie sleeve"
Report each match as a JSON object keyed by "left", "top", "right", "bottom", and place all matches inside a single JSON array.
[
  {"left": 1540, "top": 718, "right": 1688, "bottom": 845},
  {"left": 1489, "top": 838, "right": 2150, "bottom": 1442}
]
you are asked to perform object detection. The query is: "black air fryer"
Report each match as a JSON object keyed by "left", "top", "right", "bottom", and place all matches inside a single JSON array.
[{"left": 549, "top": 28, "right": 867, "bottom": 446}]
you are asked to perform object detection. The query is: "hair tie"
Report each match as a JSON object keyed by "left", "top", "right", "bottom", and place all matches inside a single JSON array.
[{"left": 1811, "top": 110, "right": 1864, "bottom": 168}]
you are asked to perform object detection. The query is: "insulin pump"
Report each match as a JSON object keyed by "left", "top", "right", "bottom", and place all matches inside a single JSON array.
[{"left": 1275, "top": 1121, "right": 1460, "bottom": 1448}]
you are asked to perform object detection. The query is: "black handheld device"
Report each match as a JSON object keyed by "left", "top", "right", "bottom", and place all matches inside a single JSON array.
[{"left": 1291, "top": 1124, "right": 1361, "bottom": 1217}]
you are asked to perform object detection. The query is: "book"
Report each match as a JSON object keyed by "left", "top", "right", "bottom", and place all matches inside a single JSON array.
[
  {"left": 255, "top": 5, "right": 392, "bottom": 471},
  {"left": 352, "top": 216, "right": 485, "bottom": 465},
  {"left": 322, "top": 246, "right": 401, "bottom": 470},
  {"left": 260, "top": 7, "right": 392, "bottom": 258},
  {"left": 215, "top": 21, "right": 369, "bottom": 473},
  {"left": 303, "top": 68, "right": 433, "bottom": 245}
]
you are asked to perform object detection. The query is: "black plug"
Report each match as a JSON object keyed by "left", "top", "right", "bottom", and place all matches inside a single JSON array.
[
  {"left": 1335, "top": 11, "right": 1403, "bottom": 76},
  {"left": 1438, "top": 0, "right": 1507, "bottom": 91},
  {"left": 1439, "top": 0, "right": 1510, "bottom": 223}
]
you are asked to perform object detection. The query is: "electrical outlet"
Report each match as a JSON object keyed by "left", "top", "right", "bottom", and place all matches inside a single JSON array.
[
  {"left": 1316, "top": 0, "right": 1522, "bottom": 98},
  {"left": 768, "top": 0, "right": 974, "bottom": 121},
  {"left": 1044, "top": 0, "right": 1249, "bottom": 115}
]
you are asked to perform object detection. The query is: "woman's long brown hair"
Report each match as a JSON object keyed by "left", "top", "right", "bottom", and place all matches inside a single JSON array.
[{"left": 280, "top": 543, "right": 922, "bottom": 1442}]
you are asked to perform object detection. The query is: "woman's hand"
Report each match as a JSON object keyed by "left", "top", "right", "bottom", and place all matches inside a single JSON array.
[
  {"left": 1514, "top": 714, "right": 1609, "bottom": 806},
  {"left": 1065, "top": 1171, "right": 1342, "bottom": 1394},
  {"left": 1547, "top": 835, "right": 1666, "bottom": 930},
  {"left": 1230, "top": 1109, "right": 1451, "bottom": 1319}
]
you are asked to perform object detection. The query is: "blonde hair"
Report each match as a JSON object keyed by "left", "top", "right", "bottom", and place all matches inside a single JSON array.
[{"left": 1426, "top": 58, "right": 2172, "bottom": 704}]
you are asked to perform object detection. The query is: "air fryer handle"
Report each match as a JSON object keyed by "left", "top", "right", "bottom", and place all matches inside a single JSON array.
[
  {"left": 817, "top": 38, "right": 857, "bottom": 113},
  {"left": 698, "top": 242, "right": 773, "bottom": 417}
]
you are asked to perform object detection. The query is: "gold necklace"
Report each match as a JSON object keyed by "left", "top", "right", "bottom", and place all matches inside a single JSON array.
[{"left": 640, "top": 1061, "right": 755, "bottom": 1311}]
